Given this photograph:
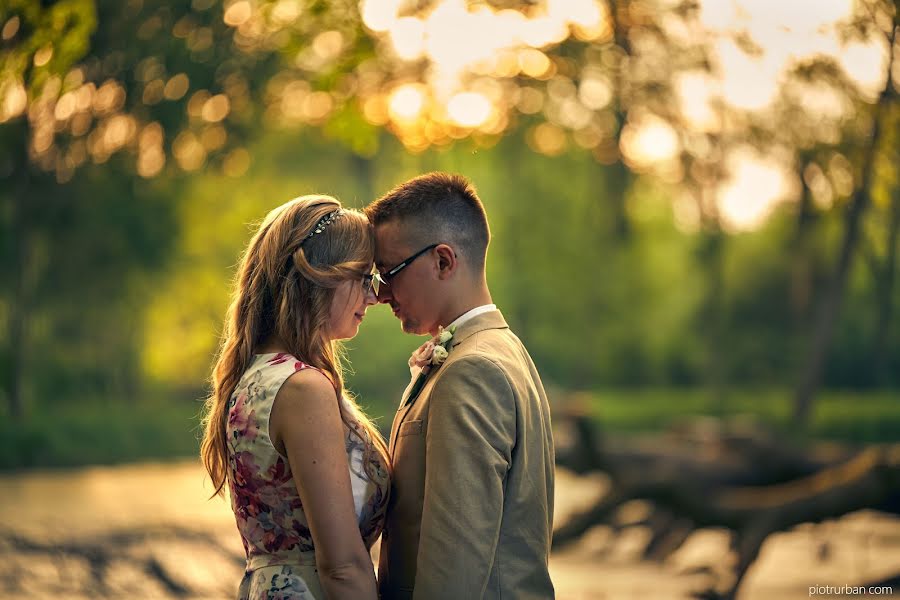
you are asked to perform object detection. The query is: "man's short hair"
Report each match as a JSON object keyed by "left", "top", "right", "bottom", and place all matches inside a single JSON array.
[{"left": 365, "top": 172, "right": 490, "bottom": 270}]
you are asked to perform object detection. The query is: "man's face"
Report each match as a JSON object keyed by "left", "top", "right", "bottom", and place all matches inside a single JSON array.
[{"left": 373, "top": 220, "right": 441, "bottom": 336}]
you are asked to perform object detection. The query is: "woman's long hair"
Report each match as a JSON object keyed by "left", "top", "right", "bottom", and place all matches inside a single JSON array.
[{"left": 200, "top": 195, "right": 390, "bottom": 497}]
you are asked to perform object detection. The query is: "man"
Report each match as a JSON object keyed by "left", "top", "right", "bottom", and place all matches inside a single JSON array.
[{"left": 366, "top": 172, "right": 555, "bottom": 600}]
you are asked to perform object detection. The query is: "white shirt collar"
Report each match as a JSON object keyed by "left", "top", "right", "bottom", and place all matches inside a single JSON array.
[{"left": 447, "top": 304, "right": 497, "bottom": 330}]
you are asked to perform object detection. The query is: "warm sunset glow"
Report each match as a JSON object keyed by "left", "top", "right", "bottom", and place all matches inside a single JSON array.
[
  {"left": 360, "top": 0, "right": 404, "bottom": 33},
  {"left": 717, "top": 150, "right": 792, "bottom": 232},
  {"left": 351, "top": 0, "right": 888, "bottom": 234},
  {"left": 715, "top": 39, "right": 779, "bottom": 112},
  {"left": 3, "top": 0, "right": 884, "bottom": 205},
  {"left": 357, "top": 0, "right": 612, "bottom": 144},
  {"left": 271, "top": 0, "right": 302, "bottom": 25},
  {"left": 519, "top": 49, "right": 553, "bottom": 79},
  {"left": 839, "top": 40, "right": 891, "bottom": 100},
  {"left": 137, "top": 122, "right": 165, "bottom": 178},
  {"left": 0, "top": 79, "right": 27, "bottom": 122},
  {"left": 164, "top": 74, "right": 190, "bottom": 101},
  {"left": 223, "top": 1, "right": 252, "bottom": 27},
  {"left": 621, "top": 114, "right": 679, "bottom": 169},
  {"left": 388, "top": 84, "right": 426, "bottom": 123},
  {"left": 388, "top": 17, "right": 426, "bottom": 61},
  {"left": 578, "top": 70, "right": 612, "bottom": 110},
  {"left": 312, "top": 31, "right": 344, "bottom": 61},
  {"left": 201, "top": 94, "right": 230, "bottom": 123},
  {"left": 447, "top": 92, "right": 492, "bottom": 128},
  {"left": 2, "top": 15, "right": 20, "bottom": 40},
  {"left": 528, "top": 122, "right": 567, "bottom": 156},
  {"left": 676, "top": 71, "right": 717, "bottom": 132},
  {"left": 697, "top": 0, "right": 879, "bottom": 112},
  {"left": 33, "top": 45, "right": 53, "bottom": 67},
  {"left": 173, "top": 131, "right": 207, "bottom": 171}
]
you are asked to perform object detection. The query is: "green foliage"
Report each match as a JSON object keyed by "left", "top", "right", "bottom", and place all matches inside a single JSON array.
[
  {"left": 0, "top": 0, "right": 897, "bottom": 470},
  {"left": 579, "top": 388, "right": 900, "bottom": 444},
  {"left": 0, "top": 397, "right": 201, "bottom": 470},
  {"left": 130, "top": 129, "right": 900, "bottom": 407},
  {"left": 2, "top": 0, "right": 96, "bottom": 89},
  {"left": 5, "top": 163, "right": 180, "bottom": 405},
  {"left": 2, "top": 389, "right": 896, "bottom": 470}
]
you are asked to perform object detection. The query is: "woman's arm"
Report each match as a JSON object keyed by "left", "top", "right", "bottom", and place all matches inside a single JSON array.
[{"left": 270, "top": 369, "right": 377, "bottom": 600}]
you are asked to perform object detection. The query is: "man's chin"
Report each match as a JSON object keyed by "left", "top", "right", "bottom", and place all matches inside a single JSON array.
[{"left": 400, "top": 319, "right": 425, "bottom": 336}]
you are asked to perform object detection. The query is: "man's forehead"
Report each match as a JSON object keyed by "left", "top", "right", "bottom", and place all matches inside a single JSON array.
[{"left": 373, "top": 221, "right": 413, "bottom": 265}]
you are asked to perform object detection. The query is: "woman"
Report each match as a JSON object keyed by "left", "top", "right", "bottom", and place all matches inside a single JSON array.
[{"left": 200, "top": 196, "right": 390, "bottom": 599}]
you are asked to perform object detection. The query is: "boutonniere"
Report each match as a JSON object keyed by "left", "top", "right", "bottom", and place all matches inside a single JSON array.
[
  {"left": 404, "top": 325, "right": 456, "bottom": 406},
  {"left": 409, "top": 325, "right": 455, "bottom": 373}
]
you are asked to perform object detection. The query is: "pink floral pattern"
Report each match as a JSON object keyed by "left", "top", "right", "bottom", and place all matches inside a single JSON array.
[{"left": 226, "top": 353, "right": 390, "bottom": 598}]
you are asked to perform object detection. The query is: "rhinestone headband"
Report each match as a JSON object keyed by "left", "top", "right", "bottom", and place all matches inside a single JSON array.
[{"left": 301, "top": 209, "right": 344, "bottom": 245}]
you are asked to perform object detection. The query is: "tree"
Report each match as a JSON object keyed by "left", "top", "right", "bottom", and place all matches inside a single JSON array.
[
  {"left": 0, "top": 0, "right": 374, "bottom": 417},
  {"left": 350, "top": 0, "right": 899, "bottom": 408},
  {"left": 793, "top": 5, "right": 898, "bottom": 424}
]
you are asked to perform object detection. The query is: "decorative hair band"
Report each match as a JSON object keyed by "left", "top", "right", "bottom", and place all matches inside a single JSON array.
[{"left": 301, "top": 209, "right": 344, "bottom": 245}]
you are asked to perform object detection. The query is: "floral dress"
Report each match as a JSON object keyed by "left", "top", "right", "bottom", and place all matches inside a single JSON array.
[{"left": 226, "top": 353, "right": 390, "bottom": 600}]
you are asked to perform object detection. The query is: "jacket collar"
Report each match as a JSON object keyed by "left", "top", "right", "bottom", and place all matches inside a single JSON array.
[
  {"left": 449, "top": 309, "right": 508, "bottom": 349},
  {"left": 396, "top": 309, "right": 508, "bottom": 419}
]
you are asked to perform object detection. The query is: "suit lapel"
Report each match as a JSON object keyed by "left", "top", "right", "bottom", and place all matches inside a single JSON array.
[
  {"left": 390, "top": 372, "right": 424, "bottom": 457},
  {"left": 448, "top": 309, "right": 508, "bottom": 350},
  {"left": 390, "top": 392, "right": 416, "bottom": 457},
  {"left": 403, "top": 369, "right": 430, "bottom": 407},
  {"left": 388, "top": 310, "right": 509, "bottom": 457}
]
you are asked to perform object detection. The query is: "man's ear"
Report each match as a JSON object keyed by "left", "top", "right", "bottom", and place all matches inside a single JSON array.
[{"left": 435, "top": 244, "right": 457, "bottom": 280}]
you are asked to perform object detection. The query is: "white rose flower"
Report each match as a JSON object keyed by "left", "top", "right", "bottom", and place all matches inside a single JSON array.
[
  {"left": 438, "top": 328, "right": 453, "bottom": 344},
  {"left": 431, "top": 345, "right": 449, "bottom": 365}
]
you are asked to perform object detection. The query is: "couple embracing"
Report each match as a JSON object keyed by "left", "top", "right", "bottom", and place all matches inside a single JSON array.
[{"left": 200, "top": 173, "right": 555, "bottom": 600}]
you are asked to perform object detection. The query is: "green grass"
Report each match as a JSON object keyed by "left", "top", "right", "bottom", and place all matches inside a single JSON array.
[
  {"left": 0, "top": 389, "right": 897, "bottom": 471},
  {"left": 579, "top": 388, "right": 900, "bottom": 444}
]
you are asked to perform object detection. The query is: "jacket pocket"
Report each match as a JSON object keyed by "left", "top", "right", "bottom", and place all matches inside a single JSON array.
[{"left": 398, "top": 419, "right": 423, "bottom": 437}]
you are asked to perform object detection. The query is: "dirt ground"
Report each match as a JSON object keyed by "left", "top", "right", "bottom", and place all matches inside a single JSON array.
[{"left": 1, "top": 461, "right": 898, "bottom": 599}]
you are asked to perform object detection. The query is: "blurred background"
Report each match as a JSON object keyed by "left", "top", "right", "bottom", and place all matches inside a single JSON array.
[{"left": 0, "top": 0, "right": 898, "bottom": 598}]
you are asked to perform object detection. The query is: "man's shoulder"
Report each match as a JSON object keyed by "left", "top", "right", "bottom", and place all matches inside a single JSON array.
[
  {"left": 438, "top": 327, "right": 532, "bottom": 386},
  {"left": 454, "top": 325, "right": 527, "bottom": 363}
]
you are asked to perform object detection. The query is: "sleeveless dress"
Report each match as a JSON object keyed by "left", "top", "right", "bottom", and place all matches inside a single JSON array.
[{"left": 225, "top": 353, "right": 390, "bottom": 599}]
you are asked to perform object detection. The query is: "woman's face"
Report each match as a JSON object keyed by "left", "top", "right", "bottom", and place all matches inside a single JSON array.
[{"left": 327, "top": 270, "right": 378, "bottom": 340}]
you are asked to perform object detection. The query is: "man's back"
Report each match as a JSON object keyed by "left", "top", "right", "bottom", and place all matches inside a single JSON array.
[{"left": 378, "top": 310, "right": 555, "bottom": 600}]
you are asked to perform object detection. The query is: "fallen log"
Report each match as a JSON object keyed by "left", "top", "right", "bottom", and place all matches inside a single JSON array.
[{"left": 553, "top": 412, "right": 900, "bottom": 600}]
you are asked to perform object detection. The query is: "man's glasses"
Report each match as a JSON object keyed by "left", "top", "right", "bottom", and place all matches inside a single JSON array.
[{"left": 374, "top": 243, "right": 439, "bottom": 289}]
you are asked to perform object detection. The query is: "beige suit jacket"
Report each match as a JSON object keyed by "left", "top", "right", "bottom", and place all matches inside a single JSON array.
[{"left": 378, "top": 310, "right": 555, "bottom": 600}]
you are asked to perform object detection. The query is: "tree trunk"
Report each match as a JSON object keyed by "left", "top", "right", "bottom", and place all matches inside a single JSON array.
[
  {"left": 700, "top": 229, "right": 727, "bottom": 414},
  {"left": 605, "top": 158, "right": 631, "bottom": 239},
  {"left": 607, "top": 0, "right": 633, "bottom": 240},
  {"left": 790, "top": 159, "right": 817, "bottom": 320},
  {"left": 695, "top": 179, "right": 728, "bottom": 413},
  {"left": 553, "top": 412, "right": 900, "bottom": 600},
  {"left": 872, "top": 172, "right": 900, "bottom": 383},
  {"left": 6, "top": 168, "right": 29, "bottom": 420},
  {"left": 793, "top": 24, "right": 896, "bottom": 425},
  {"left": 349, "top": 151, "right": 375, "bottom": 207}
]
